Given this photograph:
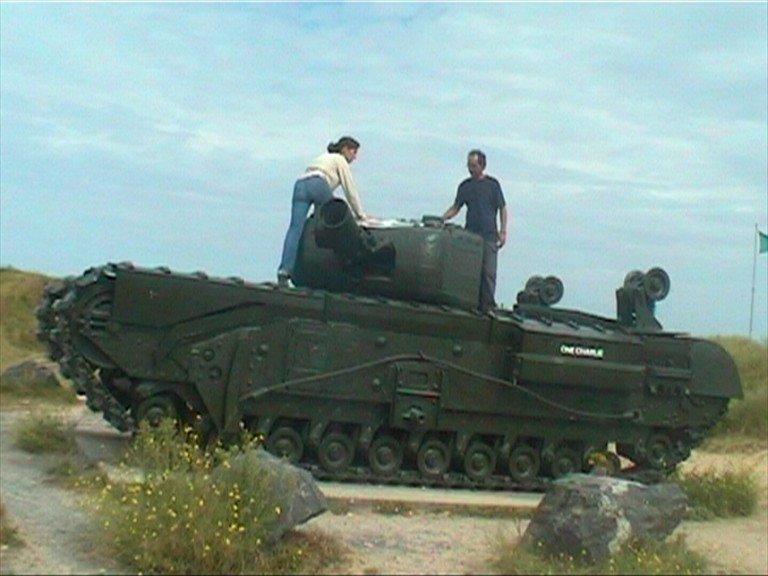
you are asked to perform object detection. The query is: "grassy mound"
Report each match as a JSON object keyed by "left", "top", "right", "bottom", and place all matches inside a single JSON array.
[
  {"left": 0, "top": 267, "right": 49, "bottom": 372},
  {"left": 709, "top": 336, "right": 767, "bottom": 443}
]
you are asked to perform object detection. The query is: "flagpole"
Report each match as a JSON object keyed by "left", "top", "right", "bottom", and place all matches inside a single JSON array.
[{"left": 749, "top": 223, "right": 757, "bottom": 339}]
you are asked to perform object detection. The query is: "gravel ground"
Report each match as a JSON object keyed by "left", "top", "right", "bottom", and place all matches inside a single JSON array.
[{"left": 1, "top": 405, "right": 766, "bottom": 575}]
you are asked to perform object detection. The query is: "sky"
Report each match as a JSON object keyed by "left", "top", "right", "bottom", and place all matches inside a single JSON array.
[{"left": 1, "top": 2, "right": 766, "bottom": 340}]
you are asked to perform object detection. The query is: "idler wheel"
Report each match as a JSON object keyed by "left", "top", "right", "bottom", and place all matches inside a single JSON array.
[
  {"left": 550, "top": 446, "right": 581, "bottom": 478},
  {"left": 368, "top": 435, "right": 404, "bottom": 477},
  {"left": 266, "top": 426, "right": 304, "bottom": 464},
  {"left": 134, "top": 394, "right": 179, "bottom": 427},
  {"left": 318, "top": 432, "right": 355, "bottom": 473},
  {"left": 508, "top": 444, "right": 540, "bottom": 482},
  {"left": 463, "top": 442, "right": 497, "bottom": 481},
  {"left": 73, "top": 284, "right": 118, "bottom": 368},
  {"left": 644, "top": 433, "right": 673, "bottom": 470},
  {"left": 417, "top": 438, "right": 450, "bottom": 479}
]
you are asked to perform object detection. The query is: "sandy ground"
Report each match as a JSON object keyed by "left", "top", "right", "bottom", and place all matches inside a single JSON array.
[
  {"left": 0, "top": 405, "right": 766, "bottom": 575},
  {"left": 674, "top": 450, "right": 768, "bottom": 576}
]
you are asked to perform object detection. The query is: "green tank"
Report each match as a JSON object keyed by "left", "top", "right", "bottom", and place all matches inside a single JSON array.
[{"left": 36, "top": 201, "right": 742, "bottom": 488}]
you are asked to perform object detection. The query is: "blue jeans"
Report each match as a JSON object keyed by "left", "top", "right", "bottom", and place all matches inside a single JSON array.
[{"left": 278, "top": 176, "right": 333, "bottom": 276}]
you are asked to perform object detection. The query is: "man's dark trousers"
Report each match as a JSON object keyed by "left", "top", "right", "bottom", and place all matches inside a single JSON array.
[{"left": 479, "top": 238, "right": 498, "bottom": 313}]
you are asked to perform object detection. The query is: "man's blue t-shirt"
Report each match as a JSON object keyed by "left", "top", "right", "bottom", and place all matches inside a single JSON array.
[{"left": 454, "top": 176, "right": 506, "bottom": 240}]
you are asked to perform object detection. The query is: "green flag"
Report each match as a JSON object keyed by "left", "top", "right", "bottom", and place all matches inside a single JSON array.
[{"left": 761, "top": 230, "right": 768, "bottom": 254}]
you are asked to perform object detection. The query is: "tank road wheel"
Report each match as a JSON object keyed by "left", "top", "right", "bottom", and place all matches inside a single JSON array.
[
  {"left": 134, "top": 394, "right": 179, "bottom": 427},
  {"left": 508, "top": 444, "right": 541, "bottom": 482},
  {"left": 550, "top": 446, "right": 581, "bottom": 478},
  {"left": 266, "top": 426, "right": 304, "bottom": 464},
  {"left": 417, "top": 438, "right": 450, "bottom": 479},
  {"left": 318, "top": 432, "right": 355, "bottom": 473},
  {"left": 368, "top": 436, "right": 404, "bottom": 477},
  {"left": 464, "top": 442, "right": 497, "bottom": 482},
  {"left": 644, "top": 433, "right": 673, "bottom": 470}
]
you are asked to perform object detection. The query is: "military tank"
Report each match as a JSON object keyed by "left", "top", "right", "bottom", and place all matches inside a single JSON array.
[{"left": 36, "top": 199, "right": 742, "bottom": 489}]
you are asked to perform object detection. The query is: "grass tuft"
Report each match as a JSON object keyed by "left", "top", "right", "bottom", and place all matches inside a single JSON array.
[
  {"left": 0, "top": 497, "right": 24, "bottom": 549},
  {"left": 491, "top": 533, "right": 708, "bottom": 575},
  {"left": 674, "top": 467, "right": 759, "bottom": 519},
  {"left": 14, "top": 411, "right": 78, "bottom": 454}
]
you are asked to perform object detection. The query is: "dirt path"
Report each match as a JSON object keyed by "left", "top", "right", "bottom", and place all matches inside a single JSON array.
[
  {"left": 0, "top": 409, "right": 131, "bottom": 575},
  {"left": 1, "top": 406, "right": 766, "bottom": 575},
  {"left": 309, "top": 511, "right": 514, "bottom": 575}
]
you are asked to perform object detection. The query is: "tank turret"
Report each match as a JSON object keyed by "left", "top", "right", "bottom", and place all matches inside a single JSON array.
[{"left": 294, "top": 198, "right": 484, "bottom": 309}]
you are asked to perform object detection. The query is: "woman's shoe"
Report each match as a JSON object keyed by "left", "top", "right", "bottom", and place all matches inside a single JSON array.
[{"left": 277, "top": 271, "right": 291, "bottom": 288}]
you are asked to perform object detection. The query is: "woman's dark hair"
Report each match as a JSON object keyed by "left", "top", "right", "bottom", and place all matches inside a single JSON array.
[{"left": 328, "top": 136, "right": 360, "bottom": 154}]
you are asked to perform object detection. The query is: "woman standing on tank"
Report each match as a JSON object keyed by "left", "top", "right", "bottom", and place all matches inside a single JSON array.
[{"left": 277, "top": 136, "right": 369, "bottom": 287}]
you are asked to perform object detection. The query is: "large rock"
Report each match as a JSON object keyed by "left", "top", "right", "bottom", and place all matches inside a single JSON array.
[
  {"left": 0, "top": 359, "right": 62, "bottom": 391},
  {"left": 212, "top": 448, "right": 328, "bottom": 543},
  {"left": 520, "top": 473, "right": 687, "bottom": 563}
]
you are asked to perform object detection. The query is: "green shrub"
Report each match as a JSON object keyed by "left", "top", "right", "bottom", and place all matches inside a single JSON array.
[
  {"left": 122, "top": 419, "right": 210, "bottom": 474},
  {"left": 491, "top": 534, "right": 707, "bottom": 575},
  {"left": 675, "top": 468, "right": 758, "bottom": 519},
  {"left": 14, "top": 411, "right": 77, "bottom": 454},
  {"left": 90, "top": 419, "right": 343, "bottom": 574}
]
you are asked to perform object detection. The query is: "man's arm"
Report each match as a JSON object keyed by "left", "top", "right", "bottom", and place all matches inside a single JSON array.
[
  {"left": 442, "top": 204, "right": 460, "bottom": 222},
  {"left": 497, "top": 205, "right": 508, "bottom": 248}
]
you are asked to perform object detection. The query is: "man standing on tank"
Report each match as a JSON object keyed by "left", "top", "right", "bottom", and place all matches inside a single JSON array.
[{"left": 442, "top": 149, "right": 508, "bottom": 313}]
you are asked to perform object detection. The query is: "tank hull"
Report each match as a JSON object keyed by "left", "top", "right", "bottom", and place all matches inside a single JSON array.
[{"left": 37, "top": 262, "right": 741, "bottom": 489}]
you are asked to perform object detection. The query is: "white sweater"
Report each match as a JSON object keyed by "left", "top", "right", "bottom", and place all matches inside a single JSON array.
[{"left": 302, "top": 152, "right": 366, "bottom": 219}]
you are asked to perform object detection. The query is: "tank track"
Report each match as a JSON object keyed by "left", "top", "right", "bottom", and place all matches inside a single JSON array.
[
  {"left": 35, "top": 263, "right": 723, "bottom": 490},
  {"left": 36, "top": 266, "right": 136, "bottom": 432},
  {"left": 299, "top": 463, "right": 666, "bottom": 491}
]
